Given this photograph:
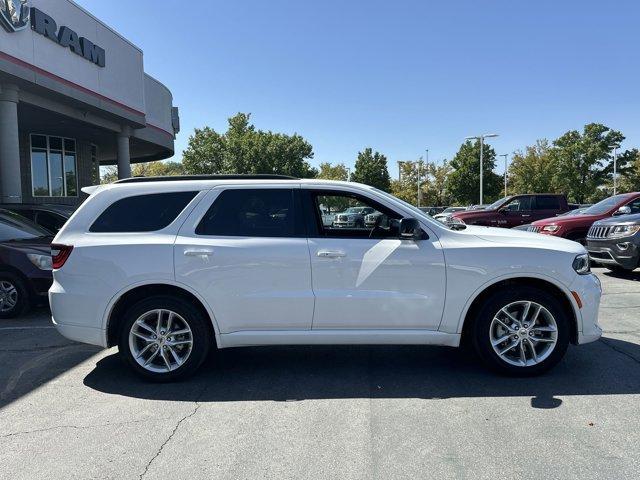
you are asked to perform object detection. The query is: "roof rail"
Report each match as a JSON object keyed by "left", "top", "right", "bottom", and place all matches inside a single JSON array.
[{"left": 114, "top": 174, "right": 300, "bottom": 184}]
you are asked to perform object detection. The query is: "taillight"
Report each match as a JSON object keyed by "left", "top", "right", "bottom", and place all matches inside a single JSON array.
[{"left": 51, "top": 244, "right": 73, "bottom": 269}]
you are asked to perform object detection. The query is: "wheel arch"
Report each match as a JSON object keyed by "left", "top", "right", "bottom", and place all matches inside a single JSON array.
[
  {"left": 459, "top": 276, "right": 580, "bottom": 346},
  {"left": 104, "top": 282, "right": 219, "bottom": 348}
]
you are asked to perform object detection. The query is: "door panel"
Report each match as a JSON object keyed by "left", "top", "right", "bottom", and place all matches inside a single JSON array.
[
  {"left": 174, "top": 187, "right": 314, "bottom": 333},
  {"left": 309, "top": 237, "right": 446, "bottom": 329},
  {"left": 304, "top": 188, "right": 446, "bottom": 330}
]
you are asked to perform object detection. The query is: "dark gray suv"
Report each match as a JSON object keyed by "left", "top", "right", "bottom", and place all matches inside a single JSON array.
[{"left": 586, "top": 213, "right": 640, "bottom": 273}]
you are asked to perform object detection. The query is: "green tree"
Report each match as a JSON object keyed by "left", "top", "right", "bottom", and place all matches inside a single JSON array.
[
  {"left": 426, "top": 161, "right": 453, "bottom": 206},
  {"left": 551, "top": 123, "right": 624, "bottom": 203},
  {"left": 508, "top": 140, "right": 557, "bottom": 195},
  {"left": 618, "top": 149, "right": 640, "bottom": 193},
  {"left": 182, "top": 113, "right": 317, "bottom": 178},
  {"left": 317, "top": 162, "right": 349, "bottom": 181},
  {"left": 100, "top": 166, "right": 118, "bottom": 184},
  {"left": 132, "top": 161, "right": 185, "bottom": 177},
  {"left": 446, "top": 140, "right": 502, "bottom": 205},
  {"left": 390, "top": 161, "right": 424, "bottom": 205},
  {"left": 351, "top": 148, "right": 391, "bottom": 191}
]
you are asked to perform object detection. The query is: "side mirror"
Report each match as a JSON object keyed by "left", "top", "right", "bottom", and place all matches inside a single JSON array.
[
  {"left": 497, "top": 206, "right": 507, "bottom": 214},
  {"left": 614, "top": 206, "right": 631, "bottom": 216},
  {"left": 399, "top": 217, "right": 423, "bottom": 240}
]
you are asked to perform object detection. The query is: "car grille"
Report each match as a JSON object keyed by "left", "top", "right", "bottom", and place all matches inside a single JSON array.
[
  {"left": 527, "top": 225, "right": 541, "bottom": 233},
  {"left": 337, "top": 215, "right": 347, "bottom": 221},
  {"left": 587, "top": 225, "right": 612, "bottom": 239}
]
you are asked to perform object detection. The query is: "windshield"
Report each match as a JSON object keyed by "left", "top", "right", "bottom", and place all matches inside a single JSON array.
[
  {"left": 0, "top": 209, "right": 51, "bottom": 242},
  {"left": 344, "top": 207, "right": 363, "bottom": 213},
  {"left": 486, "top": 196, "right": 511, "bottom": 210},
  {"left": 442, "top": 207, "right": 463, "bottom": 214},
  {"left": 581, "top": 195, "right": 628, "bottom": 216}
]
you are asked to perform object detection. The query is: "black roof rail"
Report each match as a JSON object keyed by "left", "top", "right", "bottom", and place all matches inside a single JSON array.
[{"left": 115, "top": 174, "right": 300, "bottom": 184}]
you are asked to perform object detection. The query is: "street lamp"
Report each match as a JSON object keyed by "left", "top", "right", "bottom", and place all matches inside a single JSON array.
[
  {"left": 465, "top": 133, "right": 499, "bottom": 205},
  {"left": 499, "top": 154, "right": 508, "bottom": 197},
  {"left": 612, "top": 145, "right": 620, "bottom": 195},
  {"left": 346, "top": 167, "right": 351, "bottom": 182}
]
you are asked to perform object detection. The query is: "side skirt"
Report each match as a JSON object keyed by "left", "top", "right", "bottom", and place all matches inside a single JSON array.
[{"left": 217, "top": 329, "right": 461, "bottom": 349}]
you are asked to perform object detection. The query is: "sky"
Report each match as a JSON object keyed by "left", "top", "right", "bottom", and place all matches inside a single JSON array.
[{"left": 77, "top": 0, "right": 639, "bottom": 176}]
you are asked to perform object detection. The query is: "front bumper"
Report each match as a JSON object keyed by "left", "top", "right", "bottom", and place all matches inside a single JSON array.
[
  {"left": 570, "top": 272, "right": 602, "bottom": 345},
  {"left": 587, "top": 238, "right": 639, "bottom": 270}
]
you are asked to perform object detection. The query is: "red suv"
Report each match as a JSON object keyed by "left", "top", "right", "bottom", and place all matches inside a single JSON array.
[{"left": 529, "top": 193, "right": 640, "bottom": 243}]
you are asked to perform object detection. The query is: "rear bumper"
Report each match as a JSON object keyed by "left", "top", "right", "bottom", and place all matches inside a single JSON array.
[
  {"left": 51, "top": 316, "right": 106, "bottom": 347},
  {"left": 587, "top": 239, "right": 639, "bottom": 270}
]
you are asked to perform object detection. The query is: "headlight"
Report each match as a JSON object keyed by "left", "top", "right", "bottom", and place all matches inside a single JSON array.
[
  {"left": 448, "top": 217, "right": 465, "bottom": 225},
  {"left": 542, "top": 225, "right": 560, "bottom": 232},
  {"left": 572, "top": 253, "right": 590, "bottom": 275},
  {"left": 27, "top": 253, "right": 53, "bottom": 271},
  {"left": 608, "top": 225, "right": 640, "bottom": 238}
]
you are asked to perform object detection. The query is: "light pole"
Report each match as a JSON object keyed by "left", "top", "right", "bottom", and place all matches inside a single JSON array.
[
  {"left": 612, "top": 145, "right": 620, "bottom": 195},
  {"left": 499, "top": 154, "right": 508, "bottom": 196},
  {"left": 346, "top": 167, "right": 351, "bottom": 182},
  {"left": 465, "top": 133, "right": 499, "bottom": 205}
]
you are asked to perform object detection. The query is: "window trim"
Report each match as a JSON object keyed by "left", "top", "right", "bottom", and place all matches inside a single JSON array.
[
  {"left": 303, "top": 189, "right": 404, "bottom": 239},
  {"left": 194, "top": 187, "right": 305, "bottom": 238},
  {"left": 30, "top": 133, "right": 78, "bottom": 198}
]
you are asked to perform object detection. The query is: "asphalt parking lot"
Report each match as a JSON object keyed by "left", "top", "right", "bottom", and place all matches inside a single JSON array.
[{"left": 1, "top": 267, "right": 639, "bottom": 480}]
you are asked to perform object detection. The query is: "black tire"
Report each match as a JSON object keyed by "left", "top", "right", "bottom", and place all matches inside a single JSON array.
[
  {"left": 0, "top": 272, "right": 30, "bottom": 319},
  {"left": 471, "top": 286, "right": 570, "bottom": 376},
  {"left": 117, "top": 295, "right": 213, "bottom": 381}
]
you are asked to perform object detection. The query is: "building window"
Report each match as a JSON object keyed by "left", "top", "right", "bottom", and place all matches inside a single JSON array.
[{"left": 30, "top": 135, "right": 78, "bottom": 197}]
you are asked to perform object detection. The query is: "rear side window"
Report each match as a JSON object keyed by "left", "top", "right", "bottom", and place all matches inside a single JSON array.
[
  {"left": 196, "top": 188, "right": 300, "bottom": 237},
  {"left": 90, "top": 192, "right": 198, "bottom": 232},
  {"left": 535, "top": 196, "right": 561, "bottom": 210}
]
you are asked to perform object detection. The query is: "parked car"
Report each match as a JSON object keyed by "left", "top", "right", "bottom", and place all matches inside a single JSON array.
[
  {"left": 433, "top": 206, "right": 467, "bottom": 223},
  {"left": 0, "top": 204, "right": 75, "bottom": 234},
  {"left": 466, "top": 204, "right": 489, "bottom": 211},
  {"left": 586, "top": 213, "right": 640, "bottom": 273},
  {"left": 528, "top": 193, "right": 640, "bottom": 244},
  {"left": 449, "top": 194, "right": 570, "bottom": 228},
  {"left": 418, "top": 206, "right": 446, "bottom": 216},
  {"left": 0, "top": 209, "right": 53, "bottom": 318},
  {"left": 49, "top": 176, "right": 601, "bottom": 381},
  {"left": 332, "top": 206, "right": 375, "bottom": 228}
]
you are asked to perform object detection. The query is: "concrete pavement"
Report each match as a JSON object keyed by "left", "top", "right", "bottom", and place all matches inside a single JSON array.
[{"left": 1, "top": 268, "right": 639, "bottom": 480}]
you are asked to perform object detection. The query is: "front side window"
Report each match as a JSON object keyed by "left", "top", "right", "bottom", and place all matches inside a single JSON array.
[
  {"left": 30, "top": 135, "right": 77, "bottom": 197},
  {"left": 90, "top": 191, "right": 198, "bottom": 233},
  {"left": 504, "top": 196, "right": 532, "bottom": 211},
  {"left": 196, "top": 188, "right": 299, "bottom": 237},
  {"left": 625, "top": 198, "right": 640, "bottom": 214},
  {"left": 313, "top": 192, "right": 400, "bottom": 238}
]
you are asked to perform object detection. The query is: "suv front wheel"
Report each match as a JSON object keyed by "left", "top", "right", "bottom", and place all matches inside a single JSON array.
[
  {"left": 471, "top": 286, "right": 570, "bottom": 376},
  {"left": 118, "top": 295, "right": 212, "bottom": 381}
]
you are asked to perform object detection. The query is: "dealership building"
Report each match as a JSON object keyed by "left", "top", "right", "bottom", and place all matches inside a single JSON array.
[{"left": 0, "top": 0, "right": 179, "bottom": 205}]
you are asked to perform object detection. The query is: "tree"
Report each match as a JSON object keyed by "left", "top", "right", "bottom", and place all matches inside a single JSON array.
[
  {"left": 317, "top": 162, "right": 349, "bottom": 181},
  {"left": 551, "top": 123, "right": 624, "bottom": 203},
  {"left": 508, "top": 140, "right": 557, "bottom": 195},
  {"left": 618, "top": 149, "right": 640, "bottom": 193},
  {"left": 100, "top": 166, "right": 118, "bottom": 184},
  {"left": 181, "top": 113, "right": 317, "bottom": 178},
  {"left": 426, "top": 161, "right": 453, "bottom": 206},
  {"left": 446, "top": 140, "right": 502, "bottom": 205},
  {"left": 132, "top": 161, "right": 185, "bottom": 177},
  {"left": 390, "top": 161, "right": 424, "bottom": 205},
  {"left": 350, "top": 148, "right": 391, "bottom": 191}
]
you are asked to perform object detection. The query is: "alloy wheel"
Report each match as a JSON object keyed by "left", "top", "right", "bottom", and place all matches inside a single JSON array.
[
  {"left": 489, "top": 300, "right": 558, "bottom": 367},
  {"left": 128, "top": 309, "right": 193, "bottom": 373},
  {"left": 0, "top": 280, "right": 18, "bottom": 313}
]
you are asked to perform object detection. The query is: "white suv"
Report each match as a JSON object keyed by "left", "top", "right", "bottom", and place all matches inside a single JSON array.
[{"left": 50, "top": 176, "right": 602, "bottom": 380}]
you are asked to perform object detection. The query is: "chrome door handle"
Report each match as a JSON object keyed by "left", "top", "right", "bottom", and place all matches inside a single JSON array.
[
  {"left": 317, "top": 250, "right": 346, "bottom": 258},
  {"left": 184, "top": 249, "right": 214, "bottom": 257}
]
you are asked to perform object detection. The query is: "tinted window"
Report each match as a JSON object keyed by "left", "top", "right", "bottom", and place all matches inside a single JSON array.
[
  {"left": 196, "top": 189, "right": 298, "bottom": 237},
  {"left": 36, "top": 211, "right": 67, "bottom": 233},
  {"left": 626, "top": 198, "right": 640, "bottom": 214},
  {"left": 90, "top": 192, "right": 198, "bottom": 233},
  {"left": 504, "top": 196, "right": 532, "bottom": 211},
  {"left": 582, "top": 195, "right": 627, "bottom": 215},
  {"left": 535, "top": 196, "right": 561, "bottom": 210},
  {"left": 0, "top": 210, "right": 50, "bottom": 241}
]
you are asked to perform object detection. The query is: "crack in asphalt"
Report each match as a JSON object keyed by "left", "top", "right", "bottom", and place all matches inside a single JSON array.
[
  {"left": 601, "top": 338, "right": 640, "bottom": 365},
  {"left": 138, "top": 386, "right": 208, "bottom": 480},
  {"left": 0, "top": 419, "right": 151, "bottom": 439}
]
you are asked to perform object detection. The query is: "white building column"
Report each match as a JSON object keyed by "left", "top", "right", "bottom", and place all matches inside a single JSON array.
[
  {"left": 117, "top": 126, "right": 132, "bottom": 179},
  {"left": 0, "top": 84, "right": 21, "bottom": 203}
]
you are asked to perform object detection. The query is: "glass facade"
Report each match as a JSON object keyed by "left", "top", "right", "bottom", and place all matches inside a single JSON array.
[{"left": 30, "top": 135, "right": 78, "bottom": 197}]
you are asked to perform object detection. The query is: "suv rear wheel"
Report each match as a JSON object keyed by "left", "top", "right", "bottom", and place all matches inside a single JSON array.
[
  {"left": 471, "top": 286, "right": 570, "bottom": 376},
  {"left": 118, "top": 295, "right": 212, "bottom": 381}
]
